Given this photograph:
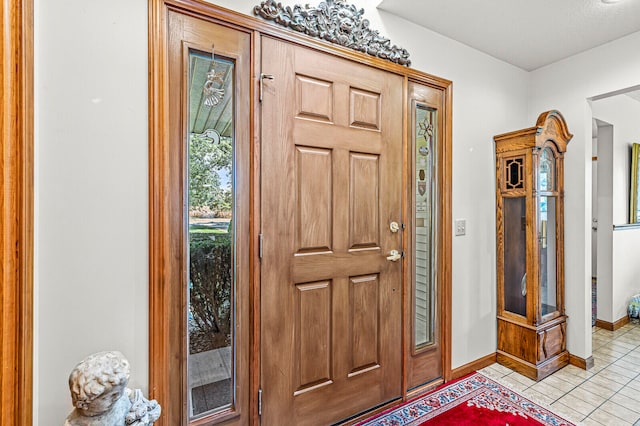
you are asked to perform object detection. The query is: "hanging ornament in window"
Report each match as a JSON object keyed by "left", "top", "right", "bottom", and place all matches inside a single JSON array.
[{"left": 203, "top": 44, "right": 226, "bottom": 107}]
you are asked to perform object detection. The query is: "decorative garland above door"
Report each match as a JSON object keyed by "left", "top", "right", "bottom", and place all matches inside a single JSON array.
[{"left": 253, "top": 0, "right": 412, "bottom": 66}]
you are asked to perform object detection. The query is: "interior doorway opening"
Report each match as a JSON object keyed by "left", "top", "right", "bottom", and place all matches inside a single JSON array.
[{"left": 589, "top": 84, "right": 640, "bottom": 332}]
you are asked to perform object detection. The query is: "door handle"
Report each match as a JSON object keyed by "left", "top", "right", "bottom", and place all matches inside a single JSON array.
[
  {"left": 260, "top": 73, "right": 274, "bottom": 102},
  {"left": 387, "top": 250, "right": 402, "bottom": 262}
]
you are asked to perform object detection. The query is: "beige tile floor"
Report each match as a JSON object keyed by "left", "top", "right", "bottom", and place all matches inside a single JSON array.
[{"left": 479, "top": 321, "right": 640, "bottom": 426}]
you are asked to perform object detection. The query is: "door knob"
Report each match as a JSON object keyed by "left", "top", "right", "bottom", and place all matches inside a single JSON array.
[
  {"left": 389, "top": 221, "right": 400, "bottom": 233},
  {"left": 387, "top": 250, "right": 402, "bottom": 262}
]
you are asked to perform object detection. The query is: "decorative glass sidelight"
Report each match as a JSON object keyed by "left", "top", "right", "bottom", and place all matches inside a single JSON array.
[
  {"left": 187, "top": 50, "right": 235, "bottom": 419},
  {"left": 413, "top": 103, "right": 437, "bottom": 350}
]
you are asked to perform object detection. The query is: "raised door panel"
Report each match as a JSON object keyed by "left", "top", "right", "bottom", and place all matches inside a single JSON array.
[
  {"left": 296, "top": 75, "right": 334, "bottom": 122},
  {"left": 349, "top": 153, "right": 380, "bottom": 250},
  {"left": 294, "top": 281, "right": 333, "bottom": 393},
  {"left": 295, "top": 147, "right": 333, "bottom": 254},
  {"left": 349, "top": 275, "right": 380, "bottom": 375},
  {"left": 350, "top": 88, "right": 381, "bottom": 130}
]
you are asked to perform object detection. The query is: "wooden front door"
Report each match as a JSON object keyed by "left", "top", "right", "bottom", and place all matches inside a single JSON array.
[{"left": 260, "top": 36, "right": 404, "bottom": 425}]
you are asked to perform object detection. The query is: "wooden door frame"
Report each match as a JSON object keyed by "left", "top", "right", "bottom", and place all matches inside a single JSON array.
[
  {"left": 1, "top": 0, "right": 34, "bottom": 425},
  {"left": 149, "top": 1, "right": 452, "bottom": 424}
]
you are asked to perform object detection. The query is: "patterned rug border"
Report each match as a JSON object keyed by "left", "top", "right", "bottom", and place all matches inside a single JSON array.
[{"left": 356, "top": 371, "right": 576, "bottom": 426}]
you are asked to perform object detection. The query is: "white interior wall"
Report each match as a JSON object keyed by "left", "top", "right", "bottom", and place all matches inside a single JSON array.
[
  {"left": 592, "top": 96, "right": 640, "bottom": 322},
  {"left": 595, "top": 123, "right": 614, "bottom": 323},
  {"left": 34, "top": 0, "right": 149, "bottom": 424},
  {"left": 35, "top": 0, "right": 530, "bottom": 423},
  {"left": 612, "top": 228, "right": 640, "bottom": 321},
  {"left": 612, "top": 229, "right": 640, "bottom": 320},
  {"left": 529, "top": 29, "right": 640, "bottom": 358},
  {"left": 592, "top": 95, "right": 640, "bottom": 225}
]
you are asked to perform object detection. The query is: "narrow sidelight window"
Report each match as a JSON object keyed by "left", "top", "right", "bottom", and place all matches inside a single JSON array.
[
  {"left": 413, "top": 103, "right": 437, "bottom": 350},
  {"left": 187, "top": 50, "right": 236, "bottom": 419}
]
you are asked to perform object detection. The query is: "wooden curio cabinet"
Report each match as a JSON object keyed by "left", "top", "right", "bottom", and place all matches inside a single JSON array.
[{"left": 493, "top": 110, "right": 573, "bottom": 381}]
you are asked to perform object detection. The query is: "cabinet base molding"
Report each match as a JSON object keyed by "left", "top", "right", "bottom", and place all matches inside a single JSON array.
[
  {"left": 497, "top": 350, "right": 569, "bottom": 381},
  {"left": 451, "top": 353, "right": 497, "bottom": 380},
  {"left": 595, "top": 316, "right": 629, "bottom": 331},
  {"left": 497, "top": 315, "right": 568, "bottom": 381},
  {"left": 569, "top": 354, "right": 594, "bottom": 370}
]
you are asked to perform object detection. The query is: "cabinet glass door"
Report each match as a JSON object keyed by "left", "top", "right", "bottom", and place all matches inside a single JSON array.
[
  {"left": 539, "top": 196, "right": 557, "bottom": 316},
  {"left": 538, "top": 147, "right": 558, "bottom": 317},
  {"left": 503, "top": 197, "right": 527, "bottom": 317},
  {"left": 539, "top": 148, "right": 555, "bottom": 191}
]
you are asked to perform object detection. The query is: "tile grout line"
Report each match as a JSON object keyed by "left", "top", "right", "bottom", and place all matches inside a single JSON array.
[
  {"left": 562, "top": 326, "right": 640, "bottom": 424},
  {"left": 486, "top": 324, "right": 640, "bottom": 425},
  {"left": 573, "top": 329, "right": 640, "bottom": 424}
]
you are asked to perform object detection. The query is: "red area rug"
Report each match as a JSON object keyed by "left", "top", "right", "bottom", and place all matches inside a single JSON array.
[{"left": 357, "top": 372, "right": 575, "bottom": 426}]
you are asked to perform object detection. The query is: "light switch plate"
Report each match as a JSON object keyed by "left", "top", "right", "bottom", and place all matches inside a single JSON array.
[{"left": 455, "top": 219, "right": 466, "bottom": 236}]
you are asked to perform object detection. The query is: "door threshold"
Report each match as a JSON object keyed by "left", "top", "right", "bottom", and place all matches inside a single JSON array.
[{"left": 332, "top": 397, "right": 402, "bottom": 426}]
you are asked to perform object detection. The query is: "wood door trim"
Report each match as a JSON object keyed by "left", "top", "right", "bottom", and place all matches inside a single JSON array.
[
  {"left": 148, "top": 0, "right": 170, "bottom": 421},
  {"left": 250, "top": 30, "right": 262, "bottom": 426},
  {"left": 440, "top": 79, "right": 453, "bottom": 382},
  {"left": 400, "top": 76, "right": 409, "bottom": 400},
  {"left": 1, "top": 0, "right": 34, "bottom": 424},
  {"left": 150, "top": 1, "right": 453, "bottom": 424}
]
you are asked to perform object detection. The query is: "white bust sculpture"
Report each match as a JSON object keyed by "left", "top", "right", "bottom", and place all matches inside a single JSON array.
[{"left": 65, "top": 351, "right": 160, "bottom": 426}]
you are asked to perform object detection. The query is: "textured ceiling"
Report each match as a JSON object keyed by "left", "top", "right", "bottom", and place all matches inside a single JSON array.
[
  {"left": 626, "top": 90, "right": 640, "bottom": 103},
  {"left": 377, "top": 0, "right": 640, "bottom": 71}
]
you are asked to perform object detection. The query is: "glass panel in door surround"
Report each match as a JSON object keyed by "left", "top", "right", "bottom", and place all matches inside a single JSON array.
[
  {"left": 540, "top": 196, "right": 557, "bottom": 316},
  {"left": 414, "top": 104, "right": 437, "bottom": 350},
  {"left": 503, "top": 197, "right": 527, "bottom": 317},
  {"left": 187, "top": 50, "right": 235, "bottom": 419}
]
